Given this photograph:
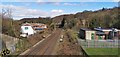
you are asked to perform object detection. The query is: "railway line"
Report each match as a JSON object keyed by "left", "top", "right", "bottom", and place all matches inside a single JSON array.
[{"left": 18, "top": 28, "right": 61, "bottom": 56}]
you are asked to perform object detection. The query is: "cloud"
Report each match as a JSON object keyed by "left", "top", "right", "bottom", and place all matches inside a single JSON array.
[
  {"left": 53, "top": 2, "right": 60, "bottom": 5},
  {"left": 112, "top": 0, "right": 119, "bottom": 2},
  {"left": 37, "top": 0, "right": 44, "bottom": 2},
  {"left": 37, "top": 2, "right": 61, "bottom": 6},
  {"left": 0, "top": 4, "right": 49, "bottom": 19},
  {"left": 0, "top": 4, "right": 65, "bottom": 20},
  {"left": 36, "top": 0, "right": 63, "bottom": 2},
  {"left": 50, "top": 9, "right": 64, "bottom": 17},
  {"left": 63, "top": 3, "right": 79, "bottom": 6},
  {"left": 37, "top": 2, "right": 83, "bottom": 6},
  {"left": 51, "top": 9, "right": 63, "bottom": 13}
]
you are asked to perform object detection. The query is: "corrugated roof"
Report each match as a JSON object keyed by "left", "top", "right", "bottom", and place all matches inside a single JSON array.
[
  {"left": 80, "top": 28, "right": 94, "bottom": 31},
  {"left": 22, "top": 23, "right": 46, "bottom": 26},
  {"left": 94, "top": 28, "right": 120, "bottom": 32},
  {"left": 22, "top": 23, "right": 47, "bottom": 29}
]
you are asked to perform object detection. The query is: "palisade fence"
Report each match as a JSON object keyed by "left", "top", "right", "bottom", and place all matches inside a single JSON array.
[{"left": 78, "top": 39, "right": 119, "bottom": 48}]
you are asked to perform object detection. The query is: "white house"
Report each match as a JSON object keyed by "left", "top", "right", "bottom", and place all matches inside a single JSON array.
[
  {"left": 20, "top": 23, "right": 47, "bottom": 37},
  {"left": 20, "top": 24, "right": 35, "bottom": 37}
]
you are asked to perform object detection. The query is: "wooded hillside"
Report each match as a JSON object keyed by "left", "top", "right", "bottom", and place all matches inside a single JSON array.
[
  {"left": 1, "top": 7, "right": 120, "bottom": 37},
  {"left": 53, "top": 7, "right": 120, "bottom": 30}
]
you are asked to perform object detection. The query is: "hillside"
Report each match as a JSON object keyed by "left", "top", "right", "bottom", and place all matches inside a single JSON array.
[
  {"left": 19, "top": 17, "right": 52, "bottom": 25},
  {"left": 1, "top": 7, "right": 120, "bottom": 37},
  {"left": 52, "top": 7, "right": 120, "bottom": 30}
]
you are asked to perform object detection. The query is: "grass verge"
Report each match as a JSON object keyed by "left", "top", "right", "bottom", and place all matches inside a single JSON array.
[{"left": 84, "top": 48, "right": 119, "bottom": 57}]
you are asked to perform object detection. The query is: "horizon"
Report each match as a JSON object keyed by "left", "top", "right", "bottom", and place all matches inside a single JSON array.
[{"left": 1, "top": 2, "right": 118, "bottom": 20}]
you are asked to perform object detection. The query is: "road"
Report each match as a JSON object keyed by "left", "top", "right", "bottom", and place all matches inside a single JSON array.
[{"left": 19, "top": 28, "right": 61, "bottom": 56}]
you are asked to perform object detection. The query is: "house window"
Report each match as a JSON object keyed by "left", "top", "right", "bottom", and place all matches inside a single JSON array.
[{"left": 25, "top": 27, "right": 28, "bottom": 30}]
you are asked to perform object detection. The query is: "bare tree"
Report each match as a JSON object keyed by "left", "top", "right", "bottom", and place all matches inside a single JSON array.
[
  {"left": 2, "top": 8, "right": 13, "bottom": 19},
  {"left": 0, "top": 15, "right": 2, "bottom": 34},
  {"left": 2, "top": 8, "right": 18, "bottom": 37}
]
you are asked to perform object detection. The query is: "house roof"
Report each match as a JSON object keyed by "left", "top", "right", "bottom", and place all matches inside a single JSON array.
[
  {"left": 22, "top": 23, "right": 46, "bottom": 26},
  {"left": 94, "top": 28, "right": 120, "bottom": 32},
  {"left": 22, "top": 23, "right": 31, "bottom": 26},
  {"left": 80, "top": 28, "right": 120, "bottom": 32},
  {"left": 80, "top": 28, "right": 94, "bottom": 31},
  {"left": 22, "top": 23, "right": 47, "bottom": 29}
]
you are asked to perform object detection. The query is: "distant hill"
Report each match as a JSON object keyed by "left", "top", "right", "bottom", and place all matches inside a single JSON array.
[
  {"left": 52, "top": 7, "right": 120, "bottom": 30},
  {"left": 19, "top": 17, "right": 52, "bottom": 24},
  {"left": 2, "top": 7, "right": 120, "bottom": 37}
]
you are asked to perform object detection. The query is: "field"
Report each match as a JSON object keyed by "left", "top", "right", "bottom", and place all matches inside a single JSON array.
[{"left": 84, "top": 48, "right": 119, "bottom": 55}]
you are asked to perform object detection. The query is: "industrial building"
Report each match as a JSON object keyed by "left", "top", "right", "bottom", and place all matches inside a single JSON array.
[{"left": 79, "top": 27, "right": 120, "bottom": 40}]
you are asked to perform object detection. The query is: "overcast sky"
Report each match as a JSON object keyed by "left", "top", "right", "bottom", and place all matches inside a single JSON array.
[{"left": 1, "top": 0, "right": 119, "bottom": 20}]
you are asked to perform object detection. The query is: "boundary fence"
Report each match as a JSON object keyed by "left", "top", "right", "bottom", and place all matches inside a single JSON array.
[{"left": 78, "top": 39, "right": 119, "bottom": 48}]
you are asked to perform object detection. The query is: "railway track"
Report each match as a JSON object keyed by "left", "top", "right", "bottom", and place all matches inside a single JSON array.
[{"left": 18, "top": 28, "right": 61, "bottom": 56}]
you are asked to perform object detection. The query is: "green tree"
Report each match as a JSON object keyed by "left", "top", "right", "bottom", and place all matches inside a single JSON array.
[
  {"left": 103, "top": 14, "right": 111, "bottom": 28},
  {"left": 89, "top": 18, "right": 100, "bottom": 28},
  {"left": 68, "top": 19, "right": 77, "bottom": 29},
  {"left": 60, "top": 17, "right": 66, "bottom": 28}
]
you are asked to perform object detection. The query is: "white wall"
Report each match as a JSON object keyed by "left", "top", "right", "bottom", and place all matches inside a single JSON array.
[
  {"left": 86, "top": 31, "right": 95, "bottom": 40},
  {"left": 21, "top": 26, "right": 34, "bottom": 35}
]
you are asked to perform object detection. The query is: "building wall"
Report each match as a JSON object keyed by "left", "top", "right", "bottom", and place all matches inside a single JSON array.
[
  {"left": 21, "top": 26, "right": 34, "bottom": 35},
  {"left": 119, "top": 31, "right": 120, "bottom": 39},
  {"left": 113, "top": 31, "right": 119, "bottom": 39},
  {"left": 79, "top": 29, "right": 85, "bottom": 39},
  {"left": 86, "top": 31, "right": 95, "bottom": 40},
  {"left": 80, "top": 28, "right": 120, "bottom": 40},
  {"left": 95, "top": 35, "right": 106, "bottom": 40},
  {"left": 104, "top": 31, "right": 109, "bottom": 34}
]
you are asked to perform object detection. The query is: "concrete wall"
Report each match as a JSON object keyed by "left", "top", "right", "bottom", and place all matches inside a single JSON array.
[{"left": 0, "top": 34, "right": 19, "bottom": 53}]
